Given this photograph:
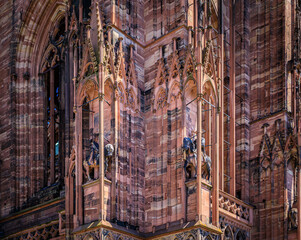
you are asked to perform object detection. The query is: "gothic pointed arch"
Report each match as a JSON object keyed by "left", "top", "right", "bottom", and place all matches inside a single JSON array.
[
  {"left": 202, "top": 77, "right": 218, "bottom": 103},
  {"left": 271, "top": 131, "right": 284, "bottom": 167},
  {"left": 115, "top": 44, "right": 127, "bottom": 82},
  {"left": 168, "top": 50, "right": 181, "bottom": 81},
  {"left": 154, "top": 87, "right": 168, "bottom": 111},
  {"left": 127, "top": 55, "right": 138, "bottom": 88},
  {"left": 203, "top": 40, "right": 218, "bottom": 81},
  {"left": 183, "top": 46, "right": 197, "bottom": 84},
  {"left": 168, "top": 80, "right": 182, "bottom": 104},
  {"left": 103, "top": 44, "right": 116, "bottom": 79},
  {"left": 126, "top": 86, "right": 138, "bottom": 111},
  {"left": 78, "top": 35, "right": 98, "bottom": 80},
  {"left": 258, "top": 126, "right": 272, "bottom": 171},
  {"left": 185, "top": 234, "right": 196, "bottom": 240},
  {"left": 155, "top": 58, "right": 167, "bottom": 88},
  {"left": 117, "top": 81, "right": 127, "bottom": 105},
  {"left": 224, "top": 225, "right": 234, "bottom": 240},
  {"left": 235, "top": 230, "right": 246, "bottom": 240}
]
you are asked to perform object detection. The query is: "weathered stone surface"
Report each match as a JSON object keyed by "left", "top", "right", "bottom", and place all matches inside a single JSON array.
[{"left": 1, "top": 0, "right": 300, "bottom": 240}]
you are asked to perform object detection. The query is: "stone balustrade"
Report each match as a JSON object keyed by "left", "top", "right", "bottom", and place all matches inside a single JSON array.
[{"left": 219, "top": 191, "right": 253, "bottom": 227}]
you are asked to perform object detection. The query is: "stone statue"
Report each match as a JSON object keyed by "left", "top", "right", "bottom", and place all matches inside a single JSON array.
[
  {"left": 183, "top": 134, "right": 197, "bottom": 179},
  {"left": 288, "top": 207, "right": 298, "bottom": 230},
  {"left": 183, "top": 134, "right": 211, "bottom": 181},
  {"left": 201, "top": 138, "right": 211, "bottom": 181},
  {"left": 104, "top": 143, "right": 114, "bottom": 176},
  {"left": 83, "top": 138, "right": 115, "bottom": 181},
  {"left": 84, "top": 139, "right": 99, "bottom": 181}
]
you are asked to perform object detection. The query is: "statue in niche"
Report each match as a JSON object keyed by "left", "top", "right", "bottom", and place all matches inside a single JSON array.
[
  {"left": 183, "top": 134, "right": 197, "bottom": 179},
  {"left": 104, "top": 143, "right": 114, "bottom": 180},
  {"left": 183, "top": 134, "right": 211, "bottom": 181},
  {"left": 201, "top": 138, "right": 211, "bottom": 181},
  {"left": 83, "top": 134, "right": 115, "bottom": 181},
  {"left": 288, "top": 207, "right": 298, "bottom": 230},
  {"left": 84, "top": 135, "right": 100, "bottom": 181}
]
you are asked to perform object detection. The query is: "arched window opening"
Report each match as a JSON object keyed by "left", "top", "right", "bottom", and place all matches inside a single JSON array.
[
  {"left": 82, "top": 98, "right": 94, "bottom": 181},
  {"left": 224, "top": 226, "right": 234, "bottom": 240},
  {"left": 83, "top": 0, "right": 92, "bottom": 20},
  {"left": 236, "top": 231, "right": 245, "bottom": 240},
  {"left": 42, "top": 17, "right": 66, "bottom": 188},
  {"left": 201, "top": 82, "right": 215, "bottom": 183},
  {"left": 45, "top": 66, "right": 63, "bottom": 186}
]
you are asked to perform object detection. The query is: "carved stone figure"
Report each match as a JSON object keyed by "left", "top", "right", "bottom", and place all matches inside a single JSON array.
[
  {"left": 83, "top": 139, "right": 115, "bottom": 181},
  {"left": 104, "top": 143, "right": 114, "bottom": 176},
  {"left": 183, "top": 135, "right": 197, "bottom": 179},
  {"left": 201, "top": 139, "right": 211, "bottom": 181},
  {"left": 183, "top": 135, "right": 211, "bottom": 181},
  {"left": 288, "top": 207, "right": 298, "bottom": 230},
  {"left": 84, "top": 139, "right": 99, "bottom": 181}
]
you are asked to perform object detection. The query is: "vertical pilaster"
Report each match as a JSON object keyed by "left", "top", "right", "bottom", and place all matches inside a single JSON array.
[
  {"left": 297, "top": 164, "right": 301, "bottom": 240},
  {"left": 229, "top": 0, "right": 236, "bottom": 196},
  {"left": 50, "top": 69, "right": 55, "bottom": 185},
  {"left": 295, "top": 116, "right": 301, "bottom": 240},
  {"left": 196, "top": 90, "right": 203, "bottom": 221},
  {"left": 99, "top": 63, "right": 105, "bottom": 221},
  {"left": 218, "top": 0, "right": 224, "bottom": 193}
]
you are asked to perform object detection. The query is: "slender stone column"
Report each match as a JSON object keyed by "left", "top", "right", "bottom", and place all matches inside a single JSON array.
[
  {"left": 196, "top": 27, "right": 203, "bottom": 220},
  {"left": 229, "top": 0, "right": 236, "bottom": 196},
  {"left": 111, "top": 85, "right": 118, "bottom": 221},
  {"left": 295, "top": 116, "right": 301, "bottom": 240},
  {"left": 196, "top": 90, "right": 203, "bottom": 222},
  {"left": 50, "top": 69, "right": 55, "bottom": 184},
  {"left": 98, "top": 63, "right": 105, "bottom": 221},
  {"left": 218, "top": 0, "right": 225, "bottom": 192},
  {"left": 297, "top": 164, "right": 301, "bottom": 240}
]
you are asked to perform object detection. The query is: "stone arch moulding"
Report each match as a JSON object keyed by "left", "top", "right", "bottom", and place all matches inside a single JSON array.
[
  {"left": 167, "top": 80, "right": 182, "bottom": 104},
  {"left": 183, "top": 49, "right": 197, "bottom": 82},
  {"left": 117, "top": 81, "right": 126, "bottom": 104},
  {"left": 17, "top": 0, "right": 67, "bottom": 79},
  {"left": 224, "top": 225, "right": 234, "bottom": 240},
  {"left": 202, "top": 77, "right": 218, "bottom": 103},
  {"left": 154, "top": 87, "right": 168, "bottom": 111},
  {"left": 76, "top": 76, "right": 99, "bottom": 106}
]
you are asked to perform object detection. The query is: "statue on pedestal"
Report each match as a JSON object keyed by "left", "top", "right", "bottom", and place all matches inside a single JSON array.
[
  {"left": 83, "top": 137, "right": 99, "bottom": 181},
  {"left": 183, "top": 134, "right": 211, "bottom": 181},
  {"left": 83, "top": 135, "right": 114, "bottom": 181}
]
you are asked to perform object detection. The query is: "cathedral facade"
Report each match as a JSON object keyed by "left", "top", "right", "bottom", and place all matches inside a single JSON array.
[{"left": 0, "top": 0, "right": 301, "bottom": 239}]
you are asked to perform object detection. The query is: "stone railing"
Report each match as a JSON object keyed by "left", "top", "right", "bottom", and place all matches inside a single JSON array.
[
  {"left": 6, "top": 221, "right": 59, "bottom": 240},
  {"left": 219, "top": 191, "right": 253, "bottom": 226}
]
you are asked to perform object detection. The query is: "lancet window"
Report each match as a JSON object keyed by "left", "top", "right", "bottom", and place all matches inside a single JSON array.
[{"left": 41, "top": 17, "right": 66, "bottom": 186}]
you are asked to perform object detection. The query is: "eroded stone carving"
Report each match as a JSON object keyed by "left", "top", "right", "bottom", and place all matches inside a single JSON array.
[
  {"left": 201, "top": 138, "right": 211, "bottom": 181},
  {"left": 183, "top": 135, "right": 197, "bottom": 179},
  {"left": 83, "top": 139, "right": 114, "bottom": 181},
  {"left": 183, "top": 135, "right": 211, "bottom": 181},
  {"left": 84, "top": 139, "right": 100, "bottom": 181},
  {"left": 288, "top": 207, "right": 298, "bottom": 230}
]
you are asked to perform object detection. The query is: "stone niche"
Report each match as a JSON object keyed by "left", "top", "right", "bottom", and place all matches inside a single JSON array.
[{"left": 83, "top": 179, "right": 111, "bottom": 223}]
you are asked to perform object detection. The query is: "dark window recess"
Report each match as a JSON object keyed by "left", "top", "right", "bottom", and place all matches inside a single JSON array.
[
  {"left": 236, "top": 190, "right": 241, "bottom": 199},
  {"left": 83, "top": 0, "right": 91, "bottom": 20},
  {"left": 176, "top": 37, "right": 181, "bottom": 51},
  {"left": 126, "top": 1, "right": 132, "bottom": 15},
  {"left": 72, "top": 0, "right": 79, "bottom": 19},
  {"left": 162, "top": 45, "right": 167, "bottom": 64}
]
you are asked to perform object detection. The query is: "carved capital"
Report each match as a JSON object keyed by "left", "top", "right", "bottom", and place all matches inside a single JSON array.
[
  {"left": 197, "top": 93, "right": 203, "bottom": 101},
  {"left": 98, "top": 92, "right": 105, "bottom": 101}
]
